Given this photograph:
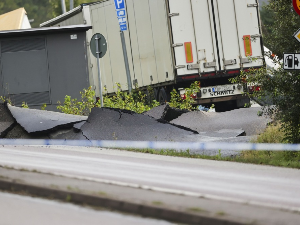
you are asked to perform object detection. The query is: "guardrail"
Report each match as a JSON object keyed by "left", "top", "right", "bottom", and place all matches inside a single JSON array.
[{"left": 0, "top": 139, "right": 299, "bottom": 151}]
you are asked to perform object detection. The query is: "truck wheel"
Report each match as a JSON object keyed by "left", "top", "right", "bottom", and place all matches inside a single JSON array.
[
  {"left": 158, "top": 88, "right": 169, "bottom": 104},
  {"left": 145, "top": 88, "right": 156, "bottom": 105}
]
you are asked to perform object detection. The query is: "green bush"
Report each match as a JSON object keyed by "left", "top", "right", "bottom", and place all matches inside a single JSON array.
[
  {"left": 57, "top": 82, "right": 201, "bottom": 115},
  {"left": 103, "top": 84, "right": 159, "bottom": 113},
  {"left": 169, "top": 81, "right": 200, "bottom": 110},
  {"left": 0, "top": 96, "right": 12, "bottom": 105},
  {"left": 231, "top": 57, "right": 300, "bottom": 143},
  {"left": 255, "top": 123, "right": 285, "bottom": 144},
  {"left": 57, "top": 86, "right": 100, "bottom": 115},
  {"left": 21, "top": 102, "right": 29, "bottom": 109},
  {"left": 57, "top": 85, "right": 159, "bottom": 115}
]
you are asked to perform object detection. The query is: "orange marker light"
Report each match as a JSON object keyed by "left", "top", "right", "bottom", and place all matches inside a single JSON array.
[
  {"left": 243, "top": 35, "right": 252, "bottom": 56},
  {"left": 184, "top": 42, "right": 193, "bottom": 63}
]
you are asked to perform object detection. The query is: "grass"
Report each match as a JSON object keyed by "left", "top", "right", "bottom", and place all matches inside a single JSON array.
[
  {"left": 97, "top": 191, "right": 107, "bottom": 196},
  {"left": 121, "top": 122, "right": 300, "bottom": 169},
  {"left": 216, "top": 211, "right": 226, "bottom": 216},
  {"left": 124, "top": 146, "right": 300, "bottom": 169},
  {"left": 186, "top": 207, "right": 206, "bottom": 213},
  {"left": 66, "top": 194, "right": 72, "bottom": 202},
  {"left": 152, "top": 201, "right": 163, "bottom": 206},
  {"left": 235, "top": 151, "right": 300, "bottom": 168},
  {"left": 255, "top": 123, "right": 285, "bottom": 143},
  {"left": 242, "top": 123, "right": 300, "bottom": 168}
]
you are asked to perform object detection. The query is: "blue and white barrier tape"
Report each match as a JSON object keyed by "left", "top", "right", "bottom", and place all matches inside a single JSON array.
[{"left": 0, "top": 139, "right": 299, "bottom": 151}]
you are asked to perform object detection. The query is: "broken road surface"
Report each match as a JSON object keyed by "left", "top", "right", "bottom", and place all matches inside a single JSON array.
[{"left": 0, "top": 103, "right": 270, "bottom": 143}]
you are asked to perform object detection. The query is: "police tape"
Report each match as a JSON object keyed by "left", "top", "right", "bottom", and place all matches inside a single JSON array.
[{"left": 0, "top": 139, "right": 299, "bottom": 151}]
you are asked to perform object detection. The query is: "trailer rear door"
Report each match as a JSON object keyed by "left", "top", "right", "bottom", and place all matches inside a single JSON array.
[
  {"left": 168, "top": 0, "right": 263, "bottom": 76},
  {"left": 168, "top": 0, "right": 200, "bottom": 76},
  {"left": 213, "top": 0, "right": 263, "bottom": 71}
]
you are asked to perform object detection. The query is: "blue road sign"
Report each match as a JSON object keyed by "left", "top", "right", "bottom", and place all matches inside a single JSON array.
[
  {"left": 120, "top": 24, "right": 127, "bottom": 31},
  {"left": 114, "top": 0, "right": 125, "bottom": 10},
  {"left": 117, "top": 10, "right": 126, "bottom": 17},
  {"left": 118, "top": 17, "right": 127, "bottom": 25},
  {"left": 114, "top": 0, "right": 127, "bottom": 31}
]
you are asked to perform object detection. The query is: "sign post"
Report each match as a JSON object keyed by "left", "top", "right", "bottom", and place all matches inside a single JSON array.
[
  {"left": 114, "top": 0, "right": 132, "bottom": 93},
  {"left": 90, "top": 33, "right": 107, "bottom": 107}
]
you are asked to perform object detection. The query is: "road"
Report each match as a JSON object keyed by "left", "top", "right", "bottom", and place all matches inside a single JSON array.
[
  {"left": 0, "top": 145, "right": 300, "bottom": 211},
  {"left": 0, "top": 192, "right": 174, "bottom": 225}
]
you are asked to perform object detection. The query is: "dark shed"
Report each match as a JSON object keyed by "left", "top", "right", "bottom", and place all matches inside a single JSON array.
[{"left": 0, "top": 25, "right": 92, "bottom": 111}]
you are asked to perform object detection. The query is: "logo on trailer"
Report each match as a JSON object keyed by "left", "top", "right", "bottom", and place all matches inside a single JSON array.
[{"left": 293, "top": 0, "right": 300, "bottom": 16}]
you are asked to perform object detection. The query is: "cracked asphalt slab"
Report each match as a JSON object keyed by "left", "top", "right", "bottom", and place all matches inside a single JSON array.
[
  {"left": 0, "top": 104, "right": 15, "bottom": 138},
  {"left": 0, "top": 103, "right": 270, "bottom": 149},
  {"left": 80, "top": 108, "right": 196, "bottom": 142},
  {"left": 7, "top": 104, "right": 87, "bottom": 134},
  {"left": 171, "top": 107, "right": 270, "bottom": 136},
  {"left": 143, "top": 104, "right": 168, "bottom": 120},
  {"left": 143, "top": 104, "right": 188, "bottom": 122}
]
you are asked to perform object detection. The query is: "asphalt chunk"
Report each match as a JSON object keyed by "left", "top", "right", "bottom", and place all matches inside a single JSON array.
[
  {"left": 73, "top": 121, "right": 86, "bottom": 132},
  {"left": 200, "top": 129, "right": 246, "bottom": 138},
  {"left": 48, "top": 128, "right": 87, "bottom": 140},
  {"left": 144, "top": 104, "right": 188, "bottom": 122},
  {"left": 0, "top": 103, "right": 15, "bottom": 138},
  {"left": 171, "top": 107, "right": 271, "bottom": 136},
  {"left": 0, "top": 122, "right": 16, "bottom": 138},
  {"left": 164, "top": 107, "right": 188, "bottom": 122},
  {"left": 7, "top": 104, "right": 87, "bottom": 134},
  {"left": 4, "top": 124, "right": 46, "bottom": 139},
  {"left": 81, "top": 108, "right": 196, "bottom": 141},
  {"left": 0, "top": 103, "right": 14, "bottom": 122},
  {"left": 143, "top": 104, "right": 168, "bottom": 120}
]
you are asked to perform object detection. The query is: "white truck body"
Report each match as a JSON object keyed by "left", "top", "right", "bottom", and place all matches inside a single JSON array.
[{"left": 41, "top": 0, "right": 263, "bottom": 105}]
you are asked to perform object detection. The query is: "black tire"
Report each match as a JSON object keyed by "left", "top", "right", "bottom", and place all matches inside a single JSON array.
[
  {"left": 145, "top": 88, "right": 155, "bottom": 105},
  {"left": 158, "top": 87, "right": 169, "bottom": 104}
]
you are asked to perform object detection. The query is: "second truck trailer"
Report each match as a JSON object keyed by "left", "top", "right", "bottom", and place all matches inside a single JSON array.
[{"left": 41, "top": 0, "right": 264, "bottom": 110}]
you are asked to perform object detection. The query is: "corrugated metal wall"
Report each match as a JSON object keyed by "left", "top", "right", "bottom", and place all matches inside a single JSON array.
[
  {"left": 0, "top": 30, "right": 90, "bottom": 111},
  {"left": 53, "top": 12, "right": 85, "bottom": 27}
]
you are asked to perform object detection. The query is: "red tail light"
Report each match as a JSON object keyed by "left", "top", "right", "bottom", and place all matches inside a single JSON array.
[
  {"left": 180, "top": 94, "right": 186, "bottom": 100},
  {"left": 248, "top": 85, "right": 261, "bottom": 92},
  {"left": 255, "top": 86, "right": 261, "bottom": 91},
  {"left": 180, "top": 93, "right": 197, "bottom": 100}
]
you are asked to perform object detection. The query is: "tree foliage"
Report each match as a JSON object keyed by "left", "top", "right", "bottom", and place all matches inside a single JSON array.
[
  {"left": 0, "top": 0, "right": 52, "bottom": 28},
  {"left": 0, "top": 0, "right": 95, "bottom": 28},
  {"left": 262, "top": 0, "right": 300, "bottom": 58},
  {"left": 50, "top": 0, "right": 95, "bottom": 18},
  {"left": 259, "top": 2, "right": 275, "bottom": 36}
]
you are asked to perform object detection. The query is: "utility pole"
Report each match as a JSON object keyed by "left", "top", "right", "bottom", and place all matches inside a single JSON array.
[
  {"left": 70, "top": 0, "right": 74, "bottom": 10},
  {"left": 60, "top": 0, "right": 66, "bottom": 14}
]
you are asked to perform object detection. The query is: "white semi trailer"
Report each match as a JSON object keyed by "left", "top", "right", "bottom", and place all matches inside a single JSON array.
[{"left": 41, "top": 0, "right": 264, "bottom": 108}]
